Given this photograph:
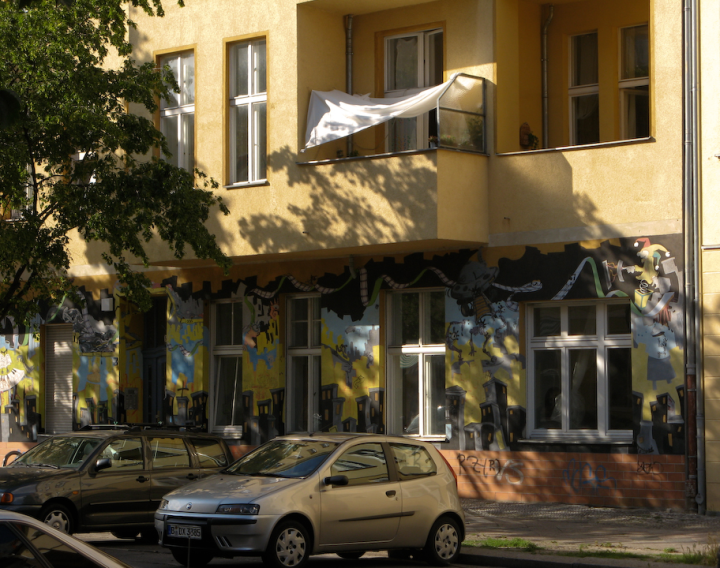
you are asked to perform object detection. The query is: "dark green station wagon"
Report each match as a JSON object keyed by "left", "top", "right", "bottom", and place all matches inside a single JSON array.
[{"left": 0, "top": 426, "right": 232, "bottom": 540}]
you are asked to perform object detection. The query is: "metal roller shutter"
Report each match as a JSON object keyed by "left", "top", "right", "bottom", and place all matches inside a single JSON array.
[{"left": 45, "top": 325, "right": 74, "bottom": 434}]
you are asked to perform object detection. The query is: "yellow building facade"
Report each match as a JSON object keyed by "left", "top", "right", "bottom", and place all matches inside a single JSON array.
[{"left": 3, "top": 0, "right": 704, "bottom": 512}]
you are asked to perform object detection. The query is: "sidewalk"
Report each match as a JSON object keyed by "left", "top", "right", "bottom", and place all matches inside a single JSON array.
[{"left": 459, "top": 499, "right": 720, "bottom": 568}]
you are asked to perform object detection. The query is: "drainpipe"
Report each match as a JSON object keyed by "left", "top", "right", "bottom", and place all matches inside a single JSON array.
[
  {"left": 683, "top": 0, "right": 704, "bottom": 514},
  {"left": 541, "top": 5, "right": 554, "bottom": 149},
  {"left": 345, "top": 14, "right": 354, "bottom": 157}
]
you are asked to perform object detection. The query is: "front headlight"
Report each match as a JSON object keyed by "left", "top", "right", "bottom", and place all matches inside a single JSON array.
[
  {"left": 159, "top": 499, "right": 169, "bottom": 510},
  {"left": 216, "top": 504, "right": 260, "bottom": 515}
]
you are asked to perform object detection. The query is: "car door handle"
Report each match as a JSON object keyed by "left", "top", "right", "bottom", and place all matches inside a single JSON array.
[
  {"left": 386, "top": 490, "right": 396, "bottom": 497},
  {"left": 136, "top": 476, "right": 149, "bottom": 483}
]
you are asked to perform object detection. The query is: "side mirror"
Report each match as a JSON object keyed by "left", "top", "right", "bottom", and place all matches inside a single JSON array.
[
  {"left": 93, "top": 458, "right": 112, "bottom": 474},
  {"left": 324, "top": 475, "right": 349, "bottom": 486}
]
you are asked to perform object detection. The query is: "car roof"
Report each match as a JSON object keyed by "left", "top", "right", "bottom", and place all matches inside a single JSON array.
[
  {"left": 273, "top": 432, "right": 432, "bottom": 445},
  {"left": 38, "top": 428, "right": 224, "bottom": 439}
]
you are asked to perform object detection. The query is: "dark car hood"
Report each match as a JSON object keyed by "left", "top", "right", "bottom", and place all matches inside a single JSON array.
[{"left": 0, "top": 465, "right": 75, "bottom": 488}]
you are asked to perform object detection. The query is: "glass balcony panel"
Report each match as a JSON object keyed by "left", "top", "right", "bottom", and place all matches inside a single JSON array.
[
  {"left": 438, "top": 75, "right": 485, "bottom": 114},
  {"left": 438, "top": 110, "right": 484, "bottom": 152}
]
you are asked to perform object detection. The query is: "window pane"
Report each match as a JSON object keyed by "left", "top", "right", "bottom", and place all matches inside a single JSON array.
[
  {"left": 572, "top": 33, "right": 598, "bottom": 86},
  {"left": 100, "top": 438, "right": 144, "bottom": 471},
  {"left": 390, "top": 443, "right": 437, "bottom": 479},
  {"left": 392, "top": 293, "right": 419, "bottom": 345},
  {"left": 161, "top": 115, "right": 179, "bottom": 167},
  {"left": 290, "top": 298, "right": 308, "bottom": 347},
  {"left": 161, "top": 55, "right": 179, "bottom": 109},
  {"left": 150, "top": 437, "right": 190, "bottom": 469},
  {"left": 388, "top": 117, "right": 418, "bottom": 152},
  {"left": 569, "top": 349, "right": 597, "bottom": 430},
  {"left": 182, "top": 113, "right": 194, "bottom": 170},
  {"left": 331, "top": 442, "right": 388, "bottom": 485},
  {"left": 622, "top": 86, "right": 650, "bottom": 139},
  {"left": 387, "top": 36, "right": 419, "bottom": 91},
  {"left": 255, "top": 40, "right": 267, "bottom": 94},
  {"left": 192, "top": 438, "right": 229, "bottom": 468},
  {"left": 216, "top": 304, "right": 233, "bottom": 346},
  {"left": 254, "top": 102, "right": 267, "bottom": 180},
  {"left": 573, "top": 94, "right": 599, "bottom": 145},
  {"left": 534, "top": 350, "right": 561, "bottom": 429},
  {"left": 215, "top": 357, "right": 240, "bottom": 426},
  {"left": 427, "top": 31, "right": 443, "bottom": 86},
  {"left": 621, "top": 25, "right": 649, "bottom": 79},
  {"left": 568, "top": 305, "right": 596, "bottom": 336},
  {"left": 232, "top": 302, "right": 244, "bottom": 346},
  {"left": 233, "top": 105, "right": 249, "bottom": 183},
  {"left": 311, "top": 298, "right": 321, "bottom": 348},
  {"left": 533, "top": 306, "right": 560, "bottom": 337},
  {"left": 390, "top": 354, "right": 419, "bottom": 434},
  {"left": 233, "top": 43, "right": 249, "bottom": 97},
  {"left": 608, "top": 348, "right": 633, "bottom": 429},
  {"left": 427, "top": 291, "right": 446, "bottom": 344},
  {"left": 181, "top": 52, "right": 195, "bottom": 105},
  {"left": 426, "top": 354, "right": 446, "bottom": 436},
  {"left": 289, "top": 357, "right": 308, "bottom": 431},
  {"left": 607, "top": 303, "right": 632, "bottom": 335}
]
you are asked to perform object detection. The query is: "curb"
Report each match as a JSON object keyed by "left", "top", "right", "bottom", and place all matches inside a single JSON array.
[{"left": 457, "top": 549, "right": 701, "bottom": 568}]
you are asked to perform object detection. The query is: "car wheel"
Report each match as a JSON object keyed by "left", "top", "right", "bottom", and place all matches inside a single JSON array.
[
  {"left": 111, "top": 530, "right": 139, "bottom": 540},
  {"left": 263, "top": 520, "right": 310, "bottom": 568},
  {"left": 424, "top": 516, "right": 461, "bottom": 566},
  {"left": 337, "top": 552, "right": 365, "bottom": 559},
  {"left": 170, "top": 547, "right": 214, "bottom": 567},
  {"left": 41, "top": 504, "right": 74, "bottom": 535}
]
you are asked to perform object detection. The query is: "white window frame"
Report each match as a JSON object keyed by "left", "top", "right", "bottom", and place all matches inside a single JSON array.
[
  {"left": 384, "top": 28, "right": 443, "bottom": 152},
  {"left": 568, "top": 31, "right": 599, "bottom": 146},
  {"left": 286, "top": 295, "right": 322, "bottom": 433},
  {"left": 209, "top": 300, "right": 246, "bottom": 437},
  {"left": 9, "top": 165, "right": 33, "bottom": 221},
  {"left": 526, "top": 300, "right": 633, "bottom": 443},
  {"left": 228, "top": 39, "right": 267, "bottom": 186},
  {"left": 619, "top": 24, "right": 650, "bottom": 140},
  {"left": 386, "top": 289, "right": 446, "bottom": 441},
  {"left": 159, "top": 51, "right": 195, "bottom": 171}
]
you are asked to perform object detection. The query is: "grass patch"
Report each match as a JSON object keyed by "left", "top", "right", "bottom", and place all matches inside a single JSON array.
[{"left": 463, "top": 537, "right": 540, "bottom": 552}]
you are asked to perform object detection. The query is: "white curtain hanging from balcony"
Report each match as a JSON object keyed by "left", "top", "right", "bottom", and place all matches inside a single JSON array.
[{"left": 303, "top": 73, "right": 459, "bottom": 150}]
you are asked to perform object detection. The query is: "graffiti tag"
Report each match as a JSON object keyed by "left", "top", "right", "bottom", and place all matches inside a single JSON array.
[
  {"left": 636, "top": 459, "right": 662, "bottom": 475},
  {"left": 457, "top": 454, "right": 525, "bottom": 485},
  {"left": 562, "top": 459, "right": 617, "bottom": 494}
]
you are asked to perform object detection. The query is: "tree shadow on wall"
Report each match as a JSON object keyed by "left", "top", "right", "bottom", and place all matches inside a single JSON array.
[{"left": 236, "top": 146, "right": 440, "bottom": 254}]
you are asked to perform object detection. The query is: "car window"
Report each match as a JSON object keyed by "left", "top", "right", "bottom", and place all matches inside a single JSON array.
[
  {"left": 226, "top": 440, "right": 338, "bottom": 478},
  {"left": 390, "top": 443, "right": 437, "bottom": 480},
  {"left": 330, "top": 442, "right": 389, "bottom": 485},
  {"left": 99, "top": 437, "right": 144, "bottom": 471},
  {"left": 0, "top": 523, "right": 43, "bottom": 568},
  {"left": 12, "top": 522, "right": 108, "bottom": 568},
  {"left": 190, "top": 438, "right": 228, "bottom": 468},
  {"left": 14, "top": 437, "right": 103, "bottom": 469},
  {"left": 149, "top": 437, "right": 191, "bottom": 469}
]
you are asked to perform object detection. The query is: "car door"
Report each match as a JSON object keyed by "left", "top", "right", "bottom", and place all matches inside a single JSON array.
[
  {"left": 318, "top": 441, "right": 402, "bottom": 545},
  {"left": 147, "top": 436, "right": 198, "bottom": 511},
  {"left": 80, "top": 436, "right": 152, "bottom": 528}
]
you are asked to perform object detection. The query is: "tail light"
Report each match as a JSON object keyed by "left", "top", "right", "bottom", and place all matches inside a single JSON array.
[{"left": 438, "top": 452, "right": 458, "bottom": 486}]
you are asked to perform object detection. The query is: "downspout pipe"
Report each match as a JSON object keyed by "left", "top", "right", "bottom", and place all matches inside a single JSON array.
[
  {"left": 541, "top": 5, "right": 554, "bottom": 149},
  {"left": 683, "top": 0, "right": 704, "bottom": 513},
  {"left": 345, "top": 14, "right": 354, "bottom": 157}
]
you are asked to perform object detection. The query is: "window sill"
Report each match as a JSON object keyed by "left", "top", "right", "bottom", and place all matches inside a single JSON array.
[
  {"left": 224, "top": 180, "right": 269, "bottom": 189},
  {"left": 497, "top": 136, "right": 655, "bottom": 157},
  {"left": 520, "top": 434, "right": 633, "bottom": 445},
  {"left": 296, "top": 146, "right": 488, "bottom": 166}
]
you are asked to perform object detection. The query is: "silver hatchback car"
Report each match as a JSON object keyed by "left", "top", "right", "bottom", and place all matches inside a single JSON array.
[{"left": 154, "top": 433, "right": 465, "bottom": 568}]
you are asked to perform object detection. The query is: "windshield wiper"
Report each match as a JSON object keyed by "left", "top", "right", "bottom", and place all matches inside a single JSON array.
[{"left": 32, "top": 463, "right": 60, "bottom": 469}]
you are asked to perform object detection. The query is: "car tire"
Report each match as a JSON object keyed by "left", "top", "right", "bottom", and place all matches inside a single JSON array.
[
  {"left": 170, "top": 547, "right": 214, "bottom": 567},
  {"left": 41, "top": 504, "right": 74, "bottom": 535},
  {"left": 337, "top": 552, "right": 364, "bottom": 559},
  {"left": 111, "top": 530, "right": 139, "bottom": 540},
  {"left": 262, "top": 520, "right": 310, "bottom": 568},
  {"left": 423, "top": 516, "right": 461, "bottom": 566}
]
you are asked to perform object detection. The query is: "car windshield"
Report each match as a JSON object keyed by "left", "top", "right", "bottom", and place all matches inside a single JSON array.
[
  {"left": 226, "top": 440, "right": 339, "bottom": 478},
  {"left": 13, "top": 437, "right": 103, "bottom": 469}
]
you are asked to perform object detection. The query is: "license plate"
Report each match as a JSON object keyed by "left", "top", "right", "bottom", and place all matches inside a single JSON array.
[{"left": 167, "top": 524, "right": 201, "bottom": 540}]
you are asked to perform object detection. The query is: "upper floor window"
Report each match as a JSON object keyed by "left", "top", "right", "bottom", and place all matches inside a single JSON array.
[
  {"left": 229, "top": 39, "right": 267, "bottom": 185},
  {"left": 384, "top": 29, "right": 443, "bottom": 152},
  {"left": 569, "top": 32, "right": 599, "bottom": 145},
  {"left": 159, "top": 51, "right": 195, "bottom": 171},
  {"left": 620, "top": 24, "right": 649, "bottom": 139},
  {"left": 527, "top": 301, "right": 633, "bottom": 441},
  {"left": 387, "top": 290, "right": 445, "bottom": 439}
]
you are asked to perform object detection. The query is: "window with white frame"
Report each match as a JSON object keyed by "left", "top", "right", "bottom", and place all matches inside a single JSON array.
[
  {"left": 569, "top": 32, "right": 599, "bottom": 145},
  {"left": 159, "top": 51, "right": 195, "bottom": 171},
  {"left": 229, "top": 39, "right": 267, "bottom": 185},
  {"left": 527, "top": 301, "right": 634, "bottom": 441},
  {"left": 211, "top": 301, "right": 245, "bottom": 436},
  {"left": 387, "top": 290, "right": 446, "bottom": 438},
  {"left": 384, "top": 29, "right": 443, "bottom": 152},
  {"left": 286, "top": 296, "right": 321, "bottom": 433},
  {"left": 620, "top": 24, "right": 649, "bottom": 139}
]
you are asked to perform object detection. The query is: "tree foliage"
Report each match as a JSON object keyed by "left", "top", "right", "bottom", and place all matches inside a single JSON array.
[{"left": 0, "top": 0, "right": 230, "bottom": 324}]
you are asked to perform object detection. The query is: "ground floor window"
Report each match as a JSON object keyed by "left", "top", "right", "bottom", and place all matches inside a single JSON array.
[
  {"left": 210, "top": 301, "right": 245, "bottom": 437},
  {"left": 387, "top": 289, "right": 446, "bottom": 439},
  {"left": 527, "top": 301, "right": 633, "bottom": 441}
]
